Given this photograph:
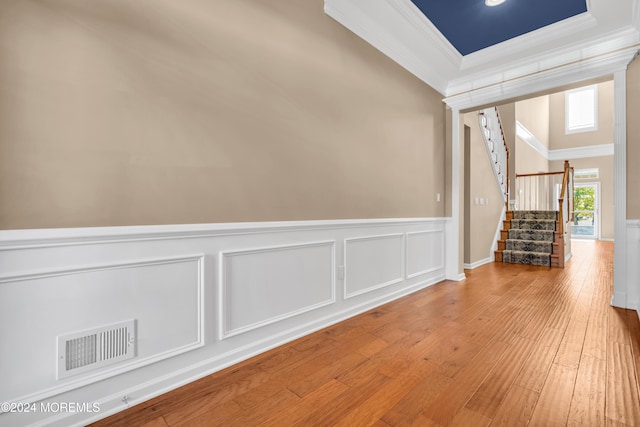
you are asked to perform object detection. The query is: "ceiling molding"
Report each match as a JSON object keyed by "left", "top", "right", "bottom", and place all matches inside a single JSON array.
[
  {"left": 324, "top": 0, "right": 450, "bottom": 93},
  {"left": 516, "top": 121, "right": 613, "bottom": 161},
  {"left": 549, "top": 144, "right": 614, "bottom": 161},
  {"left": 447, "top": 27, "right": 640, "bottom": 98},
  {"left": 444, "top": 44, "right": 639, "bottom": 110},
  {"left": 386, "top": 0, "right": 462, "bottom": 66},
  {"left": 460, "top": 12, "right": 598, "bottom": 71},
  {"left": 325, "top": 0, "right": 640, "bottom": 105}
]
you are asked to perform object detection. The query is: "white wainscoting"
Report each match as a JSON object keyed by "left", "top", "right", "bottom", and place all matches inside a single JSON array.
[
  {"left": 344, "top": 234, "right": 404, "bottom": 299},
  {"left": 220, "top": 241, "right": 336, "bottom": 339},
  {"left": 0, "top": 255, "right": 205, "bottom": 407},
  {"left": 623, "top": 220, "right": 640, "bottom": 318},
  {"left": 0, "top": 218, "right": 446, "bottom": 426},
  {"left": 406, "top": 230, "right": 444, "bottom": 278}
]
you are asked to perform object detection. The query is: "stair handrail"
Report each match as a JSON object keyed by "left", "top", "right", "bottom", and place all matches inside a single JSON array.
[
  {"left": 478, "top": 107, "right": 510, "bottom": 211},
  {"left": 516, "top": 171, "right": 564, "bottom": 178},
  {"left": 514, "top": 162, "right": 573, "bottom": 220},
  {"left": 557, "top": 160, "right": 574, "bottom": 236}
]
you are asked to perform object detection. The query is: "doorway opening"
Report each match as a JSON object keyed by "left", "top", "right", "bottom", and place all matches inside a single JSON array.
[{"left": 572, "top": 182, "right": 600, "bottom": 240}]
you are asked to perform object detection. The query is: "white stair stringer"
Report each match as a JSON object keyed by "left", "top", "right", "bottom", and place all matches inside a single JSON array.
[{"left": 479, "top": 108, "right": 508, "bottom": 204}]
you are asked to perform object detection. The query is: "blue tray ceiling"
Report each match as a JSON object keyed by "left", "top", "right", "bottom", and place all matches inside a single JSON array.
[{"left": 410, "top": 0, "right": 588, "bottom": 56}]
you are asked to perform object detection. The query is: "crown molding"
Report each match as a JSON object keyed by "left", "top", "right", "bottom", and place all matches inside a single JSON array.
[
  {"left": 460, "top": 12, "right": 598, "bottom": 71},
  {"left": 386, "top": 0, "right": 462, "bottom": 65},
  {"left": 325, "top": 0, "right": 639, "bottom": 108},
  {"left": 324, "top": 0, "right": 449, "bottom": 93},
  {"left": 549, "top": 143, "right": 614, "bottom": 161},
  {"left": 446, "top": 26, "right": 640, "bottom": 100},
  {"left": 444, "top": 42, "right": 639, "bottom": 110},
  {"left": 516, "top": 121, "right": 614, "bottom": 161}
]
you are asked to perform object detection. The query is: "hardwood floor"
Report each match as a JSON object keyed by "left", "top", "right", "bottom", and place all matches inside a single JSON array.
[{"left": 92, "top": 240, "right": 640, "bottom": 426}]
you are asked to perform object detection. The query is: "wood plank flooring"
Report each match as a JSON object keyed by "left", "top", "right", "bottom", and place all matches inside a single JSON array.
[{"left": 92, "top": 241, "right": 640, "bottom": 426}]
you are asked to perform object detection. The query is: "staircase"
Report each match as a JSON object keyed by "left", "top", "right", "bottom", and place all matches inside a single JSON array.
[
  {"left": 495, "top": 161, "right": 574, "bottom": 268},
  {"left": 496, "top": 210, "right": 564, "bottom": 267},
  {"left": 478, "top": 107, "right": 573, "bottom": 269}
]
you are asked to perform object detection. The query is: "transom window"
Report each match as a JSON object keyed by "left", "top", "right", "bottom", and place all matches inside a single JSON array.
[
  {"left": 565, "top": 85, "right": 598, "bottom": 134},
  {"left": 574, "top": 168, "right": 599, "bottom": 180}
]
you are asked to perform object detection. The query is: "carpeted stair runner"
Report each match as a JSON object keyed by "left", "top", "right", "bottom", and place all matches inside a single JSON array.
[{"left": 500, "top": 210, "right": 557, "bottom": 267}]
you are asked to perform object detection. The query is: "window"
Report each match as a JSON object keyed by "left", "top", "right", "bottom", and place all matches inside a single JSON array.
[
  {"left": 565, "top": 85, "right": 598, "bottom": 134},
  {"left": 574, "top": 168, "right": 599, "bottom": 180}
]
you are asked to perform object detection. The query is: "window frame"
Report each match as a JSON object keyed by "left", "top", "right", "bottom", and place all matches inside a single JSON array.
[{"left": 565, "top": 85, "right": 598, "bottom": 134}]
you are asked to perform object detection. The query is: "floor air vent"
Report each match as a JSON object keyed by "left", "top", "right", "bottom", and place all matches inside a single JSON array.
[{"left": 57, "top": 320, "right": 136, "bottom": 379}]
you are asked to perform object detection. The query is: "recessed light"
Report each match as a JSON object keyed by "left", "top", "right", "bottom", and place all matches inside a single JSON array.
[{"left": 485, "top": 0, "right": 506, "bottom": 6}]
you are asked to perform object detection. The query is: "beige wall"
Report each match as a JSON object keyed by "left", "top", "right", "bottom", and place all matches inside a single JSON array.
[
  {"left": 516, "top": 95, "right": 550, "bottom": 148},
  {"left": 515, "top": 95, "right": 550, "bottom": 175},
  {"left": 549, "top": 81, "right": 614, "bottom": 150},
  {"left": 515, "top": 140, "right": 549, "bottom": 175},
  {"left": 0, "top": 0, "right": 446, "bottom": 230},
  {"left": 463, "top": 112, "right": 503, "bottom": 265},
  {"left": 628, "top": 59, "right": 640, "bottom": 219},
  {"left": 550, "top": 157, "right": 614, "bottom": 240}
]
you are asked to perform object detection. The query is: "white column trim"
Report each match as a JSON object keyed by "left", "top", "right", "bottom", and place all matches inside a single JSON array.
[
  {"left": 446, "top": 108, "right": 465, "bottom": 281},
  {"left": 612, "top": 69, "right": 628, "bottom": 308}
]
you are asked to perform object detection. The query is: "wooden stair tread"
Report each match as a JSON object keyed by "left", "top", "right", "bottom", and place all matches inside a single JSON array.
[{"left": 496, "top": 210, "right": 563, "bottom": 267}]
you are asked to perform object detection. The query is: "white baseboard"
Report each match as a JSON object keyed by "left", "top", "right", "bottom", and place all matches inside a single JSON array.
[
  {"left": 0, "top": 218, "right": 447, "bottom": 426},
  {"left": 464, "top": 257, "right": 494, "bottom": 270},
  {"left": 611, "top": 292, "right": 627, "bottom": 309},
  {"left": 446, "top": 273, "right": 467, "bottom": 281}
]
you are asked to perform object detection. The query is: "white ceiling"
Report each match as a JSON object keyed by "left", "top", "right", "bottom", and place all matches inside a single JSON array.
[{"left": 324, "top": 0, "right": 640, "bottom": 102}]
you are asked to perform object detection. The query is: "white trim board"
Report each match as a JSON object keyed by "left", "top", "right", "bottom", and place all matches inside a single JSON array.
[
  {"left": 464, "top": 257, "right": 494, "bottom": 270},
  {"left": 516, "top": 121, "right": 550, "bottom": 159},
  {"left": 445, "top": 29, "right": 639, "bottom": 102},
  {"left": 445, "top": 112, "right": 463, "bottom": 282},
  {"left": 0, "top": 218, "right": 446, "bottom": 250},
  {"left": 549, "top": 144, "right": 614, "bottom": 161},
  {"left": 516, "top": 120, "right": 613, "bottom": 161},
  {"left": 612, "top": 70, "right": 628, "bottom": 311},
  {"left": 444, "top": 44, "right": 638, "bottom": 110}
]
